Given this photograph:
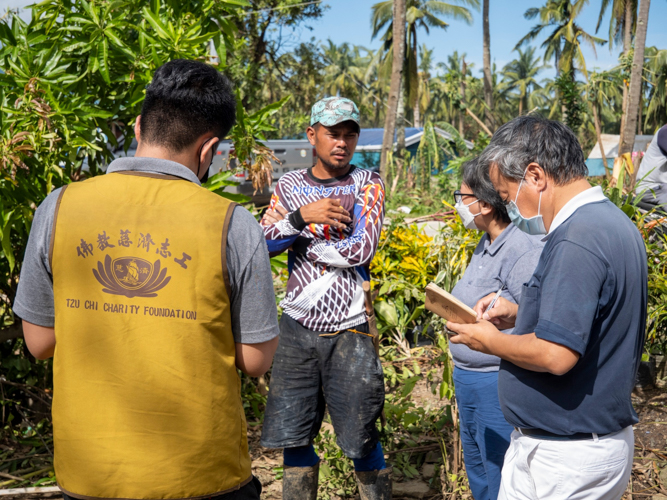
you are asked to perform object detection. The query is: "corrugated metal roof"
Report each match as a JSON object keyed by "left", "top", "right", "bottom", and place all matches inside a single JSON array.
[
  {"left": 357, "top": 127, "right": 473, "bottom": 151},
  {"left": 357, "top": 128, "right": 423, "bottom": 147}
]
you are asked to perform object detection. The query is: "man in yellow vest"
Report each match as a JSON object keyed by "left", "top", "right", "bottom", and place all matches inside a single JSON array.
[{"left": 13, "top": 59, "right": 280, "bottom": 500}]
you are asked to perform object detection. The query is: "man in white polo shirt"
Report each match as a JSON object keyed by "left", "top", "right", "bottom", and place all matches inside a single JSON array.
[{"left": 447, "top": 115, "right": 648, "bottom": 500}]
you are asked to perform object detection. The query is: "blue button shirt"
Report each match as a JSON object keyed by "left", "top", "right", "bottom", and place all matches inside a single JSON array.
[
  {"left": 450, "top": 224, "right": 544, "bottom": 372},
  {"left": 498, "top": 195, "right": 648, "bottom": 435}
]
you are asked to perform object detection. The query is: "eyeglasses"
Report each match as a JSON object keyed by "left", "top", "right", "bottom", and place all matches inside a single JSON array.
[{"left": 453, "top": 190, "right": 476, "bottom": 204}]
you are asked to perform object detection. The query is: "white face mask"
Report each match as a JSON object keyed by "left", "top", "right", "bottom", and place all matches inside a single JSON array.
[{"left": 455, "top": 198, "right": 482, "bottom": 230}]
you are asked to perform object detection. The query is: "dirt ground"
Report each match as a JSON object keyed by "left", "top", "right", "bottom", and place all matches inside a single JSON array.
[
  {"left": 3, "top": 381, "right": 667, "bottom": 500},
  {"left": 246, "top": 383, "right": 667, "bottom": 500}
]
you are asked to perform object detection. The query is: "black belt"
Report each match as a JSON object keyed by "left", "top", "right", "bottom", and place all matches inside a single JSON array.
[{"left": 516, "top": 427, "right": 610, "bottom": 441}]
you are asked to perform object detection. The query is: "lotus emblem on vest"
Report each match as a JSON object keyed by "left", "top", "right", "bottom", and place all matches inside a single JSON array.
[{"left": 93, "top": 254, "right": 171, "bottom": 298}]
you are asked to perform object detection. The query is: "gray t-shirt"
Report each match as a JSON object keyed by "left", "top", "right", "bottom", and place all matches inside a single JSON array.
[
  {"left": 450, "top": 223, "right": 544, "bottom": 372},
  {"left": 13, "top": 157, "right": 280, "bottom": 344}
]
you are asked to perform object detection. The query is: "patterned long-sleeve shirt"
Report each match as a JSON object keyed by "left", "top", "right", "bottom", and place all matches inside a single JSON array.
[{"left": 264, "top": 166, "right": 385, "bottom": 331}]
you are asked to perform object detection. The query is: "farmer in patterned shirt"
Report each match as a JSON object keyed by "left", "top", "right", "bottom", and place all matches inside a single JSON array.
[{"left": 260, "top": 97, "right": 389, "bottom": 500}]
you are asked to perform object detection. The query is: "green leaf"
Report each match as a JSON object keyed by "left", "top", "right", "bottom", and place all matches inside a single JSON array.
[
  {"left": 621, "top": 204, "right": 636, "bottom": 219},
  {"left": 379, "top": 281, "right": 391, "bottom": 296},
  {"left": 99, "top": 37, "right": 110, "bottom": 83},
  {"left": 142, "top": 7, "right": 171, "bottom": 40},
  {"left": 81, "top": 0, "right": 100, "bottom": 26},
  {"left": 375, "top": 300, "right": 399, "bottom": 327},
  {"left": 1, "top": 220, "right": 15, "bottom": 272},
  {"left": 400, "top": 376, "right": 420, "bottom": 398},
  {"left": 212, "top": 192, "right": 251, "bottom": 203}
]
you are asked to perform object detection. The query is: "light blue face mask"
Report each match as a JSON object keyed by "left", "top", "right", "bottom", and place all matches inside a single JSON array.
[{"left": 506, "top": 177, "right": 547, "bottom": 235}]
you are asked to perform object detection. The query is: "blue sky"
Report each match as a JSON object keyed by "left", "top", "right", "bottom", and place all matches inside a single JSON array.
[{"left": 295, "top": 0, "right": 667, "bottom": 80}]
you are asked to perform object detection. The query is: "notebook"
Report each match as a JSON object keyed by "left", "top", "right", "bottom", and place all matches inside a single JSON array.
[{"left": 425, "top": 283, "right": 478, "bottom": 324}]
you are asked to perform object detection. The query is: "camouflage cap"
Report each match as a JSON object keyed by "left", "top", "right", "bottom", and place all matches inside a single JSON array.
[{"left": 310, "top": 97, "right": 360, "bottom": 128}]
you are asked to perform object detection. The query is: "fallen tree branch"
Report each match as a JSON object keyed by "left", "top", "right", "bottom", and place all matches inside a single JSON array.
[
  {"left": 466, "top": 108, "right": 492, "bottom": 136},
  {"left": 0, "top": 473, "right": 23, "bottom": 482},
  {"left": 0, "top": 486, "right": 60, "bottom": 496},
  {"left": 0, "top": 324, "right": 22, "bottom": 343}
]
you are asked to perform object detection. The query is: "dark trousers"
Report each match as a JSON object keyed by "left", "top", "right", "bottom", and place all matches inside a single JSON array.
[
  {"left": 261, "top": 314, "right": 385, "bottom": 459},
  {"left": 62, "top": 476, "right": 262, "bottom": 500}
]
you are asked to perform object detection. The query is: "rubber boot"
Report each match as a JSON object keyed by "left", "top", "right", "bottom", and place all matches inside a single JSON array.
[
  {"left": 282, "top": 463, "right": 319, "bottom": 500},
  {"left": 355, "top": 466, "right": 393, "bottom": 500}
]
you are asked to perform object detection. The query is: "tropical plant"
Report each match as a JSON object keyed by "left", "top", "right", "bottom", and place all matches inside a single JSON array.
[
  {"left": 500, "top": 47, "right": 549, "bottom": 116},
  {"left": 321, "top": 40, "right": 369, "bottom": 103},
  {"left": 372, "top": 0, "right": 479, "bottom": 179},
  {"left": 517, "top": 0, "right": 607, "bottom": 77},
  {"left": 554, "top": 69, "right": 586, "bottom": 130},
  {"left": 378, "top": 0, "right": 406, "bottom": 180},
  {"left": 645, "top": 47, "right": 667, "bottom": 131},
  {"left": 371, "top": 218, "right": 480, "bottom": 354},
  {"left": 584, "top": 69, "right": 623, "bottom": 177}
]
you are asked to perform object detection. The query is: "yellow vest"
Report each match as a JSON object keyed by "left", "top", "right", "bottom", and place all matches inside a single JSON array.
[{"left": 50, "top": 171, "right": 251, "bottom": 499}]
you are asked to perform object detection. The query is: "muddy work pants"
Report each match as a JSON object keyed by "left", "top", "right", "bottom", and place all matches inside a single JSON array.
[{"left": 261, "top": 314, "right": 385, "bottom": 459}]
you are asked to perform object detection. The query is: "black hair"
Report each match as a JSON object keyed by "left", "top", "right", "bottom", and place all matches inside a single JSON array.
[
  {"left": 479, "top": 114, "right": 588, "bottom": 185},
  {"left": 312, "top": 120, "right": 361, "bottom": 134},
  {"left": 462, "top": 157, "right": 511, "bottom": 224},
  {"left": 140, "top": 59, "right": 236, "bottom": 152}
]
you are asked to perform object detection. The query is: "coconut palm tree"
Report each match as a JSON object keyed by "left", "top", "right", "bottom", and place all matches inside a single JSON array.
[
  {"left": 645, "top": 47, "right": 667, "bottom": 132},
  {"left": 619, "top": 0, "right": 651, "bottom": 156},
  {"left": 414, "top": 44, "right": 434, "bottom": 127},
  {"left": 596, "top": 0, "right": 637, "bottom": 51},
  {"left": 482, "top": 0, "right": 494, "bottom": 129},
  {"left": 380, "top": 0, "right": 406, "bottom": 180},
  {"left": 584, "top": 70, "right": 623, "bottom": 177},
  {"left": 321, "top": 40, "right": 369, "bottom": 103},
  {"left": 596, "top": 0, "right": 637, "bottom": 148},
  {"left": 500, "top": 46, "right": 549, "bottom": 116},
  {"left": 516, "top": 0, "right": 606, "bottom": 78},
  {"left": 371, "top": 0, "right": 479, "bottom": 145}
]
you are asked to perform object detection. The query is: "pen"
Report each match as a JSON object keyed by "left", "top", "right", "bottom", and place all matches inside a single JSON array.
[{"left": 485, "top": 286, "right": 504, "bottom": 314}]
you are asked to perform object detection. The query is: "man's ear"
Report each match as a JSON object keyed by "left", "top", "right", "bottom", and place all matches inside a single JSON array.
[
  {"left": 306, "top": 126, "right": 316, "bottom": 146},
  {"left": 199, "top": 136, "right": 219, "bottom": 167},
  {"left": 478, "top": 200, "right": 494, "bottom": 216},
  {"left": 134, "top": 116, "right": 142, "bottom": 142},
  {"left": 525, "top": 162, "right": 547, "bottom": 191}
]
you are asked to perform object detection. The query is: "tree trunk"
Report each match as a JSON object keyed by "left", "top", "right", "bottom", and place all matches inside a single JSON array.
[
  {"left": 518, "top": 98, "right": 523, "bottom": 117},
  {"left": 412, "top": 29, "right": 420, "bottom": 129},
  {"left": 482, "top": 0, "right": 494, "bottom": 130},
  {"left": 414, "top": 101, "right": 421, "bottom": 129},
  {"left": 619, "top": 0, "right": 650, "bottom": 156},
  {"left": 397, "top": 77, "right": 408, "bottom": 187},
  {"left": 592, "top": 103, "right": 611, "bottom": 178},
  {"left": 637, "top": 81, "right": 643, "bottom": 135},
  {"left": 397, "top": 78, "right": 406, "bottom": 153},
  {"left": 379, "top": 0, "right": 407, "bottom": 181},
  {"left": 619, "top": 0, "right": 634, "bottom": 148},
  {"left": 459, "top": 57, "right": 466, "bottom": 136}
]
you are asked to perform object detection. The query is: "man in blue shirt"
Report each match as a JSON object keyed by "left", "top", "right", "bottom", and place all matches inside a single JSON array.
[
  {"left": 447, "top": 115, "right": 648, "bottom": 500},
  {"left": 451, "top": 159, "right": 544, "bottom": 500}
]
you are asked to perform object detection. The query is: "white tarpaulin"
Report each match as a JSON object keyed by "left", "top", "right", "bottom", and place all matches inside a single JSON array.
[{"left": 586, "top": 134, "right": 654, "bottom": 176}]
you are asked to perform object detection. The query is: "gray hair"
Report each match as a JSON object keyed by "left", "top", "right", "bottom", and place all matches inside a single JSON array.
[
  {"left": 462, "top": 157, "right": 511, "bottom": 224},
  {"left": 479, "top": 115, "right": 588, "bottom": 185}
]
